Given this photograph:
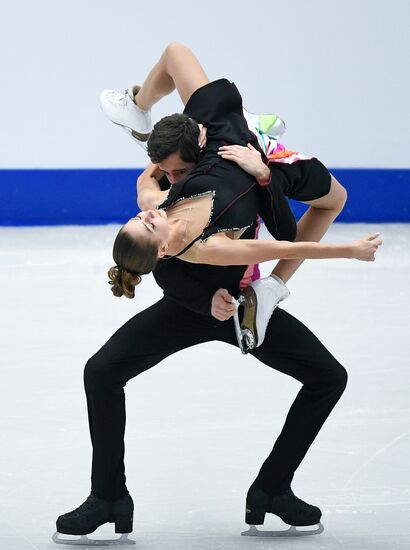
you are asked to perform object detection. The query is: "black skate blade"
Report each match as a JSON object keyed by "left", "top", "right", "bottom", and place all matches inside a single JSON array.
[
  {"left": 52, "top": 532, "right": 136, "bottom": 546},
  {"left": 241, "top": 522, "right": 324, "bottom": 537}
]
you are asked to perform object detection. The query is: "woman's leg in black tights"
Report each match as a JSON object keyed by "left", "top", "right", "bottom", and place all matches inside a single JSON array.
[{"left": 84, "top": 298, "right": 218, "bottom": 501}]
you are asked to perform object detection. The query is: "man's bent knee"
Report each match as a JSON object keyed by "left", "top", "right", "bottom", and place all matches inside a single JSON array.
[
  {"left": 84, "top": 355, "right": 118, "bottom": 393},
  {"left": 327, "top": 363, "right": 348, "bottom": 396}
]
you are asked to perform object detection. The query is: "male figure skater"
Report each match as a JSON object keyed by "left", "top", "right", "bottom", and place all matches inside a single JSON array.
[{"left": 55, "top": 43, "right": 351, "bottom": 544}]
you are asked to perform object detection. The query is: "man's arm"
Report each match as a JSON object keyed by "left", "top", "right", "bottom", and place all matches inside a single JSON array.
[{"left": 137, "top": 162, "right": 167, "bottom": 210}]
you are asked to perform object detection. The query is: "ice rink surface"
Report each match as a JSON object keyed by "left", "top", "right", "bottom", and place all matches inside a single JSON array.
[{"left": 1, "top": 223, "right": 409, "bottom": 550}]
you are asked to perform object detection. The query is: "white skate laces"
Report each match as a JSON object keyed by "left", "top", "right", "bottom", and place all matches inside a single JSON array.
[
  {"left": 100, "top": 85, "right": 152, "bottom": 149},
  {"left": 233, "top": 275, "right": 290, "bottom": 354}
]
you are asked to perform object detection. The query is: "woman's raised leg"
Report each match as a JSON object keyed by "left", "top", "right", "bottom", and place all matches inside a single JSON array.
[{"left": 135, "top": 42, "right": 209, "bottom": 110}]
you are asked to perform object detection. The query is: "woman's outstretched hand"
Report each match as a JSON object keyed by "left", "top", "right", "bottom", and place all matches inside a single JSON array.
[{"left": 351, "top": 233, "right": 382, "bottom": 261}]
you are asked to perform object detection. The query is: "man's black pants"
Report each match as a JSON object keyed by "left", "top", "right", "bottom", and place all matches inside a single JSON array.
[{"left": 84, "top": 298, "right": 347, "bottom": 501}]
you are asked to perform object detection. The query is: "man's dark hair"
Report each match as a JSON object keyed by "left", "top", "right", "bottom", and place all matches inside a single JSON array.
[{"left": 147, "top": 113, "right": 200, "bottom": 164}]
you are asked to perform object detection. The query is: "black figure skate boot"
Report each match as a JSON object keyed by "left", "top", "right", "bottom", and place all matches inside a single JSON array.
[
  {"left": 242, "top": 483, "right": 324, "bottom": 537},
  {"left": 53, "top": 492, "right": 135, "bottom": 546}
]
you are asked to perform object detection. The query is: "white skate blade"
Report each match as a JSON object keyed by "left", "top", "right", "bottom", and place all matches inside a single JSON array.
[
  {"left": 241, "top": 522, "right": 324, "bottom": 537},
  {"left": 120, "top": 126, "right": 149, "bottom": 151},
  {"left": 52, "top": 532, "right": 136, "bottom": 546}
]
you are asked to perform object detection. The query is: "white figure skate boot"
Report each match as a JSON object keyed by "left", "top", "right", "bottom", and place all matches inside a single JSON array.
[
  {"left": 100, "top": 85, "right": 152, "bottom": 149},
  {"left": 233, "top": 275, "right": 290, "bottom": 354}
]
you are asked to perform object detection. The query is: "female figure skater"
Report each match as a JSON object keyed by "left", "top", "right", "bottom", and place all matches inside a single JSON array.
[
  {"left": 107, "top": 166, "right": 379, "bottom": 298},
  {"left": 55, "top": 43, "right": 381, "bottom": 544}
]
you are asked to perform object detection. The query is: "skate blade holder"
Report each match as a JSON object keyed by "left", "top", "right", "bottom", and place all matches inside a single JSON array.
[
  {"left": 241, "top": 522, "right": 324, "bottom": 537},
  {"left": 99, "top": 103, "right": 149, "bottom": 151},
  {"left": 52, "top": 532, "right": 136, "bottom": 546},
  {"left": 120, "top": 126, "right": 149, "bottom": 150},
  {"left": 233, "top": 294, "right": 256, "bottom": 355}
]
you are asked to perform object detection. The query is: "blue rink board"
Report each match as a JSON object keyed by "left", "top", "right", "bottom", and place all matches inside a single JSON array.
[{"left": 0, "top": 168, "right": 409, "bottom": 225}]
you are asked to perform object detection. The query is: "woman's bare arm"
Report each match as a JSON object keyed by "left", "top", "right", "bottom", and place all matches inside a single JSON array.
[{"left": 194, "top": 233, "right": 381, "bottom": 266}]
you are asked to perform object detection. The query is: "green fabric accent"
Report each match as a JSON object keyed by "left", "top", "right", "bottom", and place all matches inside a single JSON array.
[{"left": 258, "top": 114, "right": 278, "bottom": 133}]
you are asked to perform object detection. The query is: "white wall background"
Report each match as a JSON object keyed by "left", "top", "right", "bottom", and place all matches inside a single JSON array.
[{"left": 1, "top": 0, "right": 409, "bottom": 169}]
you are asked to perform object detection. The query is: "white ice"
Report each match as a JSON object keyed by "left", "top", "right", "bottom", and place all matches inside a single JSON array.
[{"left": 0, "top": 223, "right": 409, "bottom": 550}]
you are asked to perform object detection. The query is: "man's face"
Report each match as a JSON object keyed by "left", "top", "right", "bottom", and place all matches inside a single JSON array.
[{"left": 157, "top": 151, "right": 195, "bottom": 184}]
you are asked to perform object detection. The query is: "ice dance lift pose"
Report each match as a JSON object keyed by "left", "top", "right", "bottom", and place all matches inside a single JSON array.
[
  {"left": 54, "top": 43, "right": 382, "bottom": 545},
  {"left": 104, "top": 87, "right": 290, "bottom": 354},
  {"left": 100, "top": 85, "right": 380, "bottom": 354}
]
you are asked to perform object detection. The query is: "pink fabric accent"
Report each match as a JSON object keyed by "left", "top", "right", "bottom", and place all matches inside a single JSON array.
[
  {"left": 267, "top": 142, "right": 311, "bottom": 164},
  {"left": 251, "top": 262, "right": 261, "bottom": 282},
  {"left": 239, "top": 216, "right": 262, "bottom": 289}
]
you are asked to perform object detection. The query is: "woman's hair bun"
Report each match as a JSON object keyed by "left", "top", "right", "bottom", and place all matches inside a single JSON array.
[{"left": 107, "top": 265, "right": 142, "bottom": 299}]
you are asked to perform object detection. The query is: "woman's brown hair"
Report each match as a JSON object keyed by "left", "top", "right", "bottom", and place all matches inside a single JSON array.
[{"left": 108, "top": 225, "right": 159, "bottom": 299}]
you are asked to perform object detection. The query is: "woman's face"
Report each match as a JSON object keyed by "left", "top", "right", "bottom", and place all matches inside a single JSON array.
[{"left": 125, "top": 209, "right": 169, "bottom": 256}]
